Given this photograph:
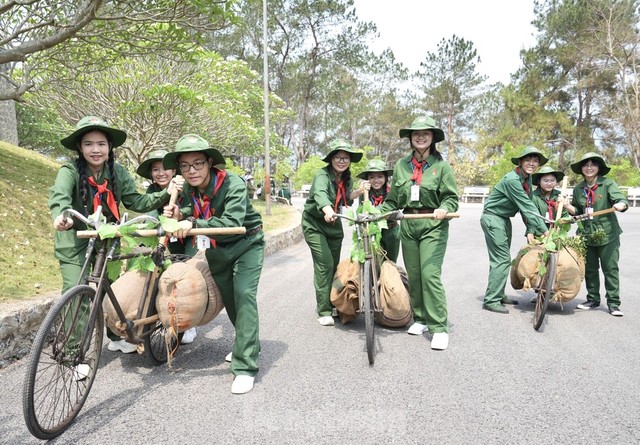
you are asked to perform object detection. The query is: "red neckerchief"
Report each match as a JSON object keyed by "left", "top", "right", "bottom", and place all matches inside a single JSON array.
[
  {"left": 584, "top": 183, "right": 598, "bottom": 207},
  {"left": 371, "top": 194, "right": 384, "bottom": 206},
  {"left": 190, "top": 168, "right": 227, "bottom": 248},
  {"left": 333, "top": 178, "right": 347, "bottom": 212},
  {"left": 87, "top": 177, "right": 120, "bottom": 221},
  {"left": 411, "top": 157, "right": 427, "bottom": 185},
  {"left": 544, "top": 197, "right": 558, "bottom": 221},
  {"left": 515, "top": 167, "right": 530, "bottom": 195}
]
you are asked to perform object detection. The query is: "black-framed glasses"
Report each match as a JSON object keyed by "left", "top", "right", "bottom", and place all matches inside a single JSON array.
[
  {"left": 333, "top": 156, "right": 351, "bottom": 163},
  {"left": 178, "top": 160, "right": 208, "bottom": 172}
]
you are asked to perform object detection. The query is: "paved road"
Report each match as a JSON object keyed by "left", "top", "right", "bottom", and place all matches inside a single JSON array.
[{"left": 1, "top": 203, "right": 639, "bottom": 444}]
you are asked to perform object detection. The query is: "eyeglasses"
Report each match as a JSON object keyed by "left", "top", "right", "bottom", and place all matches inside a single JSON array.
[
  {"left": 178, "top": 160, "right": 207, "bottom": 172},
  {"left": 333, "top": 156, "right": 351, "bottom": 163}
]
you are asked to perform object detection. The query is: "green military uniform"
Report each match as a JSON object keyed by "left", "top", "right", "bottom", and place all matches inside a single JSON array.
[
  {"left": 529, "top": 166, "right": 569, "bottom": 231},
  {"left": 570, "top": 153, "right": 628, "bottom": 310},
  {"left": 480, "top": 147, "right": 549, "bottom": 310},
  {"left": 165, "top": 134, "right": 264, "bottom": 378},
  {"left": 382, "top": 152, "right": 459, "bottom": 333}
]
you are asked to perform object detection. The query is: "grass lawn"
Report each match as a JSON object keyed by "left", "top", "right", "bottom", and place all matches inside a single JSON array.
[{"left": 0, "top": 141, "right": 299, "bottom": 303}]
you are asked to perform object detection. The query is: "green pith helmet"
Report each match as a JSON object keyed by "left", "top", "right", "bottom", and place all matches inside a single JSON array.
[
  {"left": 162, "top": 134, "right": 225, "bottom": 169},
  {"left": 398, "top": 116, "right": 445, "bottom": 143},
  {"left": 531, "top": 166, "right": 565, "bottom": 186},
  {"left": 356, "top": 159, "right": 393, "bottom": 180},
  {"left": 322, "top": 138, "right": 364, "bottom": 163},
  {"left": 136, "top": 149, "right": 171, "bottom": 180},
  {"left": 60, "top": 115, "right": 127, "bottom": 150},
  {"left": 510, "top": 146, "right": 549, "bottom": 166},
  {"left": 570, "top": 152, "right": 611, "bottom": 175}
]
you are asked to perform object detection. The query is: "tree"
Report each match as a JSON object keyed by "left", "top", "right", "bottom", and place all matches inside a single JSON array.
[{"left": 0, "top": 0, "right": 234, "bottom": 101}]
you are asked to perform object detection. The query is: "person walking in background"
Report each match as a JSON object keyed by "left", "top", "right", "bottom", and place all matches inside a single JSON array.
[
  {"left": 136, "top": 149, "right": 197, "bottom": 345},
  {"left": 381, "top": 116, "right": 458, "bottom": 351},
  {"left": 49, "top": 116, "right": 180, "bottom": 362},
  {"left": 480, "top": 146, "right": 549, "bottom": 315},
  {"left": 356, "top": 159, "right": 400, "bottom": 262},
  {"left": 162, "top": 134, "right": 264, "bottom": 394},
  {"left": 564, "top": 153, "right": 628, "bottom": 316},
  {"left": 302, "top": 138, "right": 366, "bottom": 327},
  {"left": 529, "top": 166, "right": 569, "bottom": 229}
]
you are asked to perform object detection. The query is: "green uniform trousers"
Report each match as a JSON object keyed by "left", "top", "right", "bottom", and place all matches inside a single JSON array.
[
  {"left": 302, "top": 217, "right": 343, "bottom": 317},
  {"left": 381, "top": 225, "right": 401, "bottom": 263},
  {"left": 401, "top": 219, "right": 450, "bottom": 333},
  {"left": 585, "top": 238, "right": 621, "bottom": 308},
  {"left": 480, "top": 213, "right": 513, "bottom": 306},
  {"left": 206, "top": 232, "right": 264, "bottom": 377}
]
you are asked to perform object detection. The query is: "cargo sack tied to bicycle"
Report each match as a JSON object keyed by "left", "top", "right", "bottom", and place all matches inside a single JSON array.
[
  {"left": 376, "top": 260, "right": 412, "bottom": 328},
  {"left": 103, "top": 270, "right": 149, "bottom": 336},
  {"left": 330, "top": 258, "right": 360, "bottom": 324},
  {"left": 510, "top": 244, "right": 585, "bottom": 302}
]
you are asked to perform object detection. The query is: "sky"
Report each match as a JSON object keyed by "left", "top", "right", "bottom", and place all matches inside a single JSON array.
[{"left": 351, "top": 0, "right": 538, "bottom": 84}]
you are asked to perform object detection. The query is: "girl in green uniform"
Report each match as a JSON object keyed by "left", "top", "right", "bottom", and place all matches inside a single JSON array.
[
  {"left": 480, "top": 146, "right": 550, "bottom": 314},
  {"left": 529, "top": 166, "right": 569, "bottom": 229},
  {"left": 49, "top": 116, "right": 179, "bottom": 358},
  {"left": 302, "top": 138, "right": 365, "bottom": 327},
  {"left": 380, "top": 116, "right": 459, "bottom": 351},
  {"left": 136, "top": 149, "right": 197, "bottom": 345},
  {"left": 356, "top": 159, "right": 400, "bottom": 262},
  {"left": 564, "top": 153, "right": 628, "bottom": 316},
  {"left": 163, "top": 134, "right": 264, "bottom": 394}
]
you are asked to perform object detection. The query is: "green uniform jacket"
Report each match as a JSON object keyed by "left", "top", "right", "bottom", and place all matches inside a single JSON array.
[
  {"left": 571, "top": 176, "right": 628, "bottom": 246},
  {"left": 179, "top": 169, "right": 263, "bottom": 247},
  {"left": 302, "top": 166, "right": 354, "bottom": 233},
  {"left": 482, "top": 169, "right": 548, "bottom": 236},
  {"left": 49, "top": 162, "right": 170, "bottom": 265},
  {"left": 381, "top": 153, "right": 459, "bottom": 215},
  {"left": 529, "top": 188, "right": 569, "bottom": 231}
]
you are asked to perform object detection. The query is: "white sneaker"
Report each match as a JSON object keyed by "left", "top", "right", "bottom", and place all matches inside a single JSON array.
[
  {"left": 407, "top": 322, "right": 428, "bottom": 335},
  {"left": 180, "top": 327, "right": 197, "bottom": 344},
  {"left": 72, "top": 363, "right": 91, "bottom": 381},
  {"left": 331, "top": 308, "right": 338, "bottom": 317},
  {"left": 107, "top": 339, "right": 137, "bottom": 353},
  {"left": 231, "top": 375, "right": 255, "bottom": 394},
  {"left": 225, "top": 352, "right": 233, "bottom": 362},
  {"left": 318, "top": 316, "right": 335, "bottom": 326},
  {"left": 431, "top": 332, "right": 449, "bottom": 350}
]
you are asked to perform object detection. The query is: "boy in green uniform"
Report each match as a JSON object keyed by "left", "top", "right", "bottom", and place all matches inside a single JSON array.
[
  {"left": 564, "top": 153, "right": 628, "bottom": 316},
  {"left": 163, "top": 134, "right": 264, "bottom": 394},
  {"left": 380, "top": 116, "right": 458, "bottom": 351},
  {"left": 356, "top": 159, "right": 400, "bottom": 262},
  {"left": 302, "top": 138, "right": 365, "bottom": 326},
  {"left": 480, "top": 146, "right": 549, "bottom": 314},
  {"left": 49, "top": 116, "right": 178, "bottom": 360}
]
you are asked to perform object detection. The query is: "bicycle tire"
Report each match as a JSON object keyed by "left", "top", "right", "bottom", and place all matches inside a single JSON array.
[
  {"left": 363, "top": 259, "right": 375, "bottom": 365},
  {"left": 23, "top": 285, "right": 103, "bottom": 440},
  {"left": 533, "top": 253, "right": 556, "bottom": 331}
]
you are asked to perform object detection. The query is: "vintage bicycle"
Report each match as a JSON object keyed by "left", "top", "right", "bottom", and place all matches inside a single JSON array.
[{"left": 22, "top": 207, "right": 244, "bottom": 440}]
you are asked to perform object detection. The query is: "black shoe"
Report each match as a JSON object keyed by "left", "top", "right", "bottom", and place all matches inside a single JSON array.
[
  {"left": 577, "top": 301, "right": 600, "bottom": 310},
  {"left": 609, "top": 307, "right": 624, "bottom": 317},
  {"left": 501, "top": 298, "right": 518, "bottom": 305},
  {"left": 482, "top": 303, "right": 509, "bottom": 314}
]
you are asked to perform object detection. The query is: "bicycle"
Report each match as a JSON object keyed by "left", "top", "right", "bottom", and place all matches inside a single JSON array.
[
  {"left": 22, "top": 207, "right": 244, "bottom": 440},
  {"left": 337, "top": 207, "right": 459, "bottom": 365}
]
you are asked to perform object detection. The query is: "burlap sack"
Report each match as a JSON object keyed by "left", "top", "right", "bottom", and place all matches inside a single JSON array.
[
  {"left": 330, "top": 258, "right": 360, "bottom": 324},
  {"left": 511, "top": 244, "right": 545, "bottom": 291},
  {"left": 186, "top": 252, "right": 224, "bottom": 325},
  {"left": 103, "top": 270, "right": 149, "bottom": 335},
  {"left": 156, "top": 262, "right": 208, "bottom": 332},
  {"left": 376, "top": 260, "right": 412, "bottom": 328}
]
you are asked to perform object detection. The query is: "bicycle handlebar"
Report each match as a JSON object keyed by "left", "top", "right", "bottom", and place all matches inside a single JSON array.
[{"left": 76, "top": 226, "right": 246, "bottom": 239}]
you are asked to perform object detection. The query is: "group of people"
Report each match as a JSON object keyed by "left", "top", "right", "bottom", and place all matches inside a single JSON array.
[{"left": 48, "top": 114, "right": 629, "bottom": 395}]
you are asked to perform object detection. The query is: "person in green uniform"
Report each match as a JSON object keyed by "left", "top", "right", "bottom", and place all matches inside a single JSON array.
[
  {"left": 529, "top": 166, "right": 569, "bottom": 229},
  {"left": 380, "top": 116, "right": 458, "bottom": 351},
  {"left": 302, "top": 138, "right": 365, "bottom": 327},
  {"left": 136, "top": 149, "right": 198, "bottom": 345},
  {"left": 49, "top": 116, "right": 179, "bottom": 364},
  {"left": 356, "top": 159, "right": 400, "bottom": 262},
  {"left": 162, "top": 134, "right": 264, "bottom": 394},
  {"left": 563, "top": 153, "right": 628, "bottom": 316},
  {"left": 480, "top": 146, "right": 550, "bottom": 314}
]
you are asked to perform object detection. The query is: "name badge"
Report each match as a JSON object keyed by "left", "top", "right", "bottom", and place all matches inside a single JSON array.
[
  {"left": 196, "top": 235, "right": 211, "bottom": 250},
  {"left": 410, "top": 184, "right": 420, "bottom": 201},
  {"left": 170, "top": 236, "right": 178, "bottom": 243}
]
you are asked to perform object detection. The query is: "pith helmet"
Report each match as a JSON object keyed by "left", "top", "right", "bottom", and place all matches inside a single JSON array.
[
  {"left": 60, "top": 116, "right": 127, "bottom": 150},
  {"left": 510, "top": 146, "right": 549, "bottom": 166},
  {"left": 356, "top": 159, "right": 393, "bottom": 180},
  {"left": 163, "top": 134, "right": 225, "bottom": 169},
  {"left": 531, "top": 166, "right": 565, "bottom": 186},
  {"left": 570, "top": 152, "right": 611, "bottom": 175},
  {"left": 136, "top": 149, "right": 171, "bottom": 180},
  {"left": 398, "top": 116, "right": 445, "bottom": 143},
  {"left": 322, "top": 138, "right": 364, "bottom": 163}
]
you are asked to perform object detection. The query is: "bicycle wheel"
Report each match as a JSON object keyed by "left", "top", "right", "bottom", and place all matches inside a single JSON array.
[
  {"left": 533, "top": 253, "right": 557, "bottom": 331},
  {"left": 23, "top": 285, "right": 103, "bottom": 440},
  {"left": 362, "top": 259, "right": 375, "bottom": 365}
]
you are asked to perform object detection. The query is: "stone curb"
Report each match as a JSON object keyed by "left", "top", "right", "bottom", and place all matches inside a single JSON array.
[{"left": 0, "top": 212, "right": 303, "bottom": 369}]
